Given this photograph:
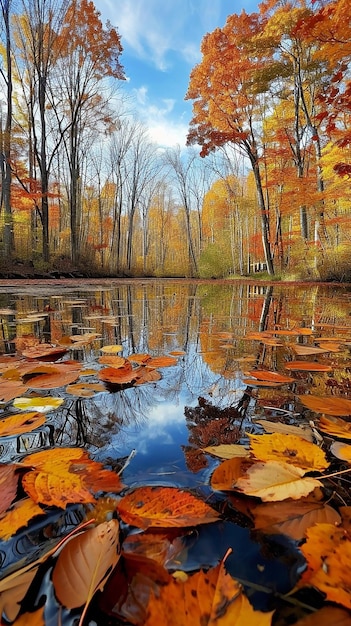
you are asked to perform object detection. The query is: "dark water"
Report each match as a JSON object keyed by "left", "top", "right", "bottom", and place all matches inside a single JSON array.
[{"left": 0, "top": 278, "right": 350, "bottom": 623}]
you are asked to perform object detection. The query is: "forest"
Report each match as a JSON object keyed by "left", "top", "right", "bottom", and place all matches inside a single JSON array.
[{"left": 0, "top": 0, "right": 351, "bottom": 281}]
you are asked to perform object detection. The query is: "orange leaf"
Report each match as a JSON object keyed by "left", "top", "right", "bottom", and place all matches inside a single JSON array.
[
  {"left": 247, "top": 433, "right": 329, "bottom": 471},
  {"left": 210, "top": 458, "right": 245, "bottom": 491},
  {"left": 0, "top": 465, "right": 21, "bottom": 515},
  {"left": 117, "top": 486, "right": 219, "bottom": 529},
  {"left": 21, "top": 344, "right": 68, "bottom": 360},
  {"left": 330, "top": 441, "right": 351, "bottom": 462},
  {"left": 247, "top": 370, "right": 295, "bottom": 383},
  {"left": 0, "top": 412, "right": 46, "bottom": 437},
  {"left": 98, "top": 355, "right": 127, "bottom": 367},
  {"left": 0, "top": 498, "right": 44, "bottom": 540},
  {"left": 284, "top": 361, "right": 332, "bottom": 372},
  {"left": 66, "top": 382, "right": 106, "bottom": 397},
  {"left": 0, "top": 380, "right": 29, "bottom": 403},
  {"left": 10, "top": 607, "right": 45, "bottom": 625},
  {"left": 299, "top": 394, "right": 351, "bottom": 416},
  {"left": 294, "top": 606, "right": 351, "bottom": 626},
  {"left": 127, "top": 353, "right": 152, "bottom": 364},
  {"left": 290, "top": 345, "right": 328, "bottom": 356},
  {"left": 146, "top": 356, "right": 178, "bottom": 368},
  {"left": 299, "top": 523, "right": 351, "bottom": 609},
  {"left": 52, "top": 519, "right": 120, "bottom": 609},
  {"left": 316, "top": 415, "right": 351, "bottom": 439},
  {"left": 144, "top": 560, "right": 273, "bottom": 626},
  {"left": 98, "top": 365, "right": 142, "bottom": 385}
]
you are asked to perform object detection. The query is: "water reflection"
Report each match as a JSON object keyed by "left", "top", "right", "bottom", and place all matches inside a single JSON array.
[{"left": 0, "top": 278, "right": 350, "bottom": 483}]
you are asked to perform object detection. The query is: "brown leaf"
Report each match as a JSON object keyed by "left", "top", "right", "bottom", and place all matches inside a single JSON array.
[
  {"left": 290, "top": 345, "right": 329, "bottom": 356},
  {"left": 294, "top": 606, "right": 351, "bottom": 626},
  {"left": 284, "top": 361, "right": 333, "bottom": 372},
  {"left": 0, "top": 465, "right": 21, "bottom": 515},
  {"left": 0, "top": 379, "right": 29, "bottom": 403},
  {"left": 316, "top": 415, "right": 351, "bottom": 439},
  {"left": 98, "top": 365, "right": 142, "bottom": 385},
  {"left": 52, "top": 519, "right": 120, "bottom": 608},
  {"left": 0, "top": 412, "right": 46, "bottom": 437},
  {"left": 21, "top": 344, "right": 68, "bottom": 360},
  {"left": 117, "top": 486, "right": 219, "bottom": 529}
]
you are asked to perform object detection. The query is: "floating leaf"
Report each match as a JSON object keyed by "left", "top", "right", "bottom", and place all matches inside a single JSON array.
[
  {"left": 0, "top": 412, "right": 46, "bottom": 437},
  {"left": 255, "top": 420, "right": 314, "bottom": 442},
  {"left": 290, "top": 345, "right": 329, "bottom": 356},
  {"left": 299, "top": 523, "right": 351, "bottom": 609},
  {"left": 21, "top": 344, "right": 68, "bottom": 360},
  {"left": 143, "top": 559, "right": 273, "bottom": 626},
  {"left": 66, "top": 382, "right": 106, "bottom": 397},
  {"left": 242, "top": 379, "right": 283, "bottom": 388},
  {"left": 100, "top": 344, "right": 123, "bottom": 353},
  {"left": 252, "top": 498, "right": 341, "bottom": 540},
  {"left": 13, "top": 397, "right": 64, "bottom": 413},
  {"left": 146, "top": 356, "right": 178, "bottom": 368},
  {"left": 299, "top": 394, "right": 351, "bottom": 416},
  {"left": 210, "top": 458, "right": 245, "bottom": 491},
  {"left": 117, "top": 486, "right": 219, "bottom": 529},
  {"left": 247, "top": 370, "right": 295, "bottom": 383},
  {"left": 10, "top": 607, "right": 45, "bottom": 625},
  {"left": 0, "top": 380, "right": 29, "bottom": 403},
  {"left": 134, "top": 367, "right": 162, "bottom": 385},
  {"left": 316, "top": 415, "right": 351, "bottom": 439},
  {"left": 294, "top": 606, "right": 351, "bottom": 626},
  {"left": 203, "top": 444, "right": 250, "bottom": 460},
  {"left": 52, "top": 519, "right": 120, "bottom": 609},
  {"left": 0, "top": 465, "right": 21, "bottom": 515},
  {"left": 235, "top": 461, "right": 321, "bottom": 501},
  {"left": 127, "top": 353, "right": 152, "bottom": 364},
  {"left": 284, "top": 361, "right": 333, "bottom": 372},
  {"left": 26, "top": 368, "right": 80, "bottom": 390},
  {"left": 0, "top": 498, "right": 44, "bottom": 540},
  {"left": 98, "top": 365, "right": 142, "bottom": 386},
  {"left": 247, "top": 433, "right": 329, "bottom": 471},
  {"left": 98, "top": 355, "right": 127, "bottom": 367}
]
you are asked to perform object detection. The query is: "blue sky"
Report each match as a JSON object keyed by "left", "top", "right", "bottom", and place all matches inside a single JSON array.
[{"left": 96, "top": 0, "right": 258, "bottom": 147}]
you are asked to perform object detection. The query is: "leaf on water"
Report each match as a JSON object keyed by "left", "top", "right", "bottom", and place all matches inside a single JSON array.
[
  {"left": 98, "top": 365, "right": 143, "bottom": 386},
  {"left": 316, "top": 415, "right": 351, "bottom": 439},
  {"left": 21, "top": 344, "right": 68, "bottom": 360},
  {"left": 134, "top": 367, "right": 162, "bottom": 385},
  {"left": 98, "top": 355, "right": 127, "bottom": 367},
  {"left": 235, "top": 461, "right": 321, "bottom": 502},
  {"left": 0, "top": 412, "right": 46, "bottom": 437},
  {"left": 66, "top": 382, "right": 106, "bottom": 397},
  {"left": 52, "top": 519, "right": 120, "bottom": 609},
  {"left": 203, "top": 444, "right": 250, "bottom": 460},
  {"left": 127, "top": 353, "right": 152, "bottom": 364},
  {"left": 13, "top": 396, "right": 64, "bottom": 413},
  {"left": 299, "top": 394, "right": 351, "bottom": 416},
  {"left": 117, "top": 486, "right": 219, "bottom": 529},
  {"left": 284, "top": 361, "right": 333, "bottom": 372},
  {"left": 252, "top": 498, "right": 341, "bottom": 540},
  {"left": 255, "top": 420, "right": 314, "bottom": 442},
  {"left": 26, "top": 369, "right": 80, "bottom": 389},
  {"left": 122, "top": 532, "right": 185, "bottom": 567},
  {"left": 290, "top": 345, "right": 329, "bottom": 356},
  {"left": 330, "top": 441, "right": 351, "bottom": 462},
  {"left": 0, "top": 380, "right": 29, "bottom": 403},
  {"left": 247, "top": 433, "right": 329, "bottom": 471},
  {"left": 21, "top": 448, "right": 122, "bottom": 508},
  {"left": 247, "top": 370, "right": 295, "bottom": 383},
  {"left": 143, "top": 559, "right": 274, "bottom": 626},
  {"left": 242, "top": 379, "right": 284, "bottom": 388},
  {"left": 146, "top": 356, "right": 178, "bottom": 368},
  {"left": 299, "top": 523, "right": 351, "bottom": 609},
  {"left": 0, "top": 498, "right": 44, "bottom": 541},
  {"left": 294, "top": 606, "right": 351, "bottom": 626},
  {"left": 0, "top": 567, "right": 40, "bottom": 623},
  {"left": 210, "top": 458, "right": 246, "bottom": 491},
  {"left": 0, "top": 465, "right": 21, "bottom": 515},
  {"left": 8, "top": 607, "right": 45, "bottom": 625},
  {"left": 100, "top": 344, "right": 123, "bottom": 353}
]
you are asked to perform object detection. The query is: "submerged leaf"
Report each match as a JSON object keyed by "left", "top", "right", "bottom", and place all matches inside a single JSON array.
[{"left": 117, "top": 486, "right": 219, "bottom": 529}]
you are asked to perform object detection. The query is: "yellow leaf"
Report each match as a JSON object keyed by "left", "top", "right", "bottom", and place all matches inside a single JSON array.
[
  {"left": 248, "top": 433, "right": 329, "bottom": 472},
  {"left": 0, "top": 498, "right": 44, "bottom": 540},
  {"left": 13, "top": 397, "right": 64, "bottom": 413},
  {"left": 52, "top": 519, "right": 120, "bottom": 609},
  {"left": 100, "top": 344, "right": 123, "bottom": 353},
  {"left": 254, "top": 420, "right": 314, "bottom": 442},
  {"left": 330, "top": 441, "right": 351, "bottom": 462},
  {"left": 204, "top": 444, "right": 250, "bottom": 460},
  {"left": 211, "top": 458, "right": 245, "bottom": 490},
  {"left": 235, "top": 461, "right": 321, "bottom": 501},
  {"left": 317, "top": 415, "right": 351, "bottom": 439}
]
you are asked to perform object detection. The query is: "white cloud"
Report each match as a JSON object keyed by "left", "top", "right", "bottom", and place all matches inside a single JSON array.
[{"left": 132, "top": 87, "right": 189, "bottom": 147}]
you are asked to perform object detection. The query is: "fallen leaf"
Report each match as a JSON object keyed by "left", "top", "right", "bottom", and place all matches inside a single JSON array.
[
  {"left": 247, "top": 370, "right": 295, "bottom": 383},
  {"left": 52, "top": 519, "right": 120, "bottom": 609},
  {"left": 316, "top": 415, "right": 351, "bottom": 439},
  {"left": 247, "top": 433, "right": 329, "bottom": 471},
  {"left": 98, "top": 355, "right": 127, "bottom": 367},
  {"left": 0, "top": 465, "right": 21, "bottom": 515},
  {"left": 255, "top": 420, "right": 314, "bottom": 442},
  {"left": 0, "top": 498, "right": 44, "bottom": 540},
  {"left": 117, "top": 486, "right": 219, "bottom": 529},
  {"left": 0, "top": 412, "right": 46, "bottom": 437},
  {"left": 65, "top": 382, "right": 106, "bottom": 397},
  {"left": 127, "top": 353, "right": 152, "bottom": 364},
  {"left": 13, "top": 397, "right": 64, "bottom": 413},
  {"left": 203, "top": 445, "right": 250, "bottom": 460},
  {"left": 143, "top": 559, "right": 273, "bottom": 626},
  {"left": 330, "top": 441, "right": 351, "bottom": 462},
  {"left": 100, "top": 344, "right": 123, "bottom": 353},
  {"left": 9, "top": 607, "right": 45, "bottom": 625},
  {"left": 299, "top": 394, "right": 351, "bottom": 417},
  {"left": 299, "top": 523, "right": 351, "bottom": 609},
  {"left": 0, "top": 380, "right": 29, "bottom": 403},
  {"left": 146, "top": 356, "right": 178, "bottom": 368},
  {"left": 252, "top": 498, "right": 341, "bottom": 540},
  {"left": 235, "top": 461, "right": 321, "bottom": 501},
  {"left": 98, "top": 365, "right": 142, "bottom": 386},
  {"left": 210, "top": 458, "right": 245, "bottom": 491},
  {"left": 21, "top": 344, "right": 68, "bottom": 360},
  {"left": 284, "top": 361, "right": 332, "bottom": 372},
  {"left": 290, "top": 345, "right": 329, "bottom": 356},
  {"left": 134, "top": 367, "right": 162, "bottom": 385}
]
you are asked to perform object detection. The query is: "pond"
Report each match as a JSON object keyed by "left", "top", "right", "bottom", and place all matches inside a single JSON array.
[{"left": 0, "top": 278, "right": 351, "bottom": 625}]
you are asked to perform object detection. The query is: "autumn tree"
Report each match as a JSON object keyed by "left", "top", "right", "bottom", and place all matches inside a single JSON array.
[{"left": 186, "top": 11, "right": 275, "bottom": 275}]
